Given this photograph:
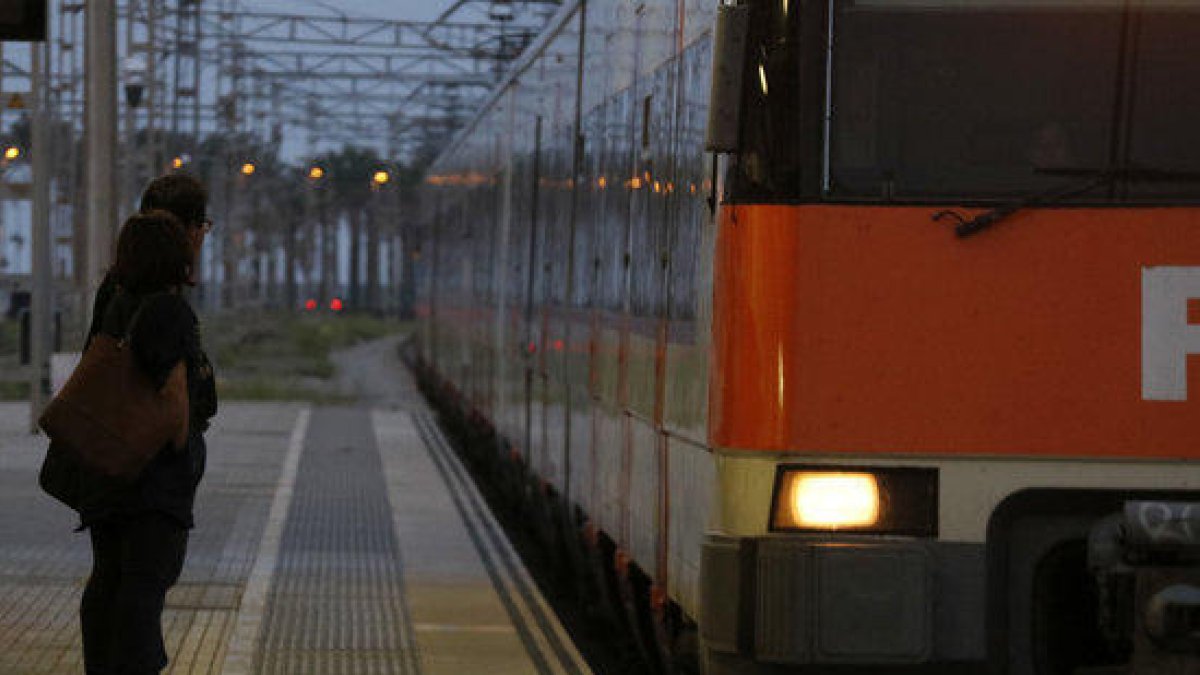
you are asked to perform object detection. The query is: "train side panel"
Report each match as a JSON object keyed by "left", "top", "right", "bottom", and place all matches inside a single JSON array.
[{"left": 418, "top": 0, "right": 720, "bottom": 629}]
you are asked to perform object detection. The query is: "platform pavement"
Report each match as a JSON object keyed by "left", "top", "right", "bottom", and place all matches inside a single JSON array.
[{"left": 0, "top": 364, "right": 590, "bottom": 673}]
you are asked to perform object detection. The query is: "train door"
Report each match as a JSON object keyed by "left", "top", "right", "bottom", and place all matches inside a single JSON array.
[
  {"left": 594, "top": 88, "right": 634, "bottom": 538},
  {"left": 658, "top": 28, "right": 717, "bottom": 617},
  {"left": 522, "top": 114, "right": 545, "bottom": 488}
]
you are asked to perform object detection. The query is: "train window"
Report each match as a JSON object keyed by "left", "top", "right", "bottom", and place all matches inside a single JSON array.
[
  {"left": 826, "top": 1, "right": 1200, "bottom": 204},
  {"left": 642, "top": 94, "right": 652, "bottom": 150},
  {"left": 1123, "top": 10, "right": 1200, "bottom": 202},
  {"left": 728, "top": 0, "right": 806, "bottom": 202}
]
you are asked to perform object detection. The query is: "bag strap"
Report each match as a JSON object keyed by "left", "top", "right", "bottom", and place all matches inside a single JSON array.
[
  {"left": 123, "top": 297, "right": 149, "bottom": 344},
  {"left": 108, "top": 287, "right": 148, "bottom": 348},
  {"left": 116, "top": 291, "right": 199, "bottom": 373}
]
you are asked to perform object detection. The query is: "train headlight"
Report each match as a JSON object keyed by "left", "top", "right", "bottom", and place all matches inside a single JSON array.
[
  {"left": 770, "top": 466, "right": 939, "bottom": 536},
  {"left": 790, "top": 472, "right": 879, "bottom": 528}
]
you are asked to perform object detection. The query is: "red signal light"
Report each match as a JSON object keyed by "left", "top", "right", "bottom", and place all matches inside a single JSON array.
[
  {"left": 304, "top": 299, "right": 317, "bottom": 311},
  {"left": 553, "top": 339, "right": 564, "bottom": 352},
  {"left": 330, "top": 298, "right": 344, "bottom": 312}
]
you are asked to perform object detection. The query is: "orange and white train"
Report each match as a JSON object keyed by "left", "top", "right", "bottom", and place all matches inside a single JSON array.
[{"left": 412, "top": 1, "right": 1200, "bottom": 672}]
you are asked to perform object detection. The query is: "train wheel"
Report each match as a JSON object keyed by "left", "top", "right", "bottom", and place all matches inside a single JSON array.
[
  {"left": 617, "top": 552, "right": 668, "bottom": 674},
  {"left": 589, "top": 533, "right": 630, "bottom": 632},
  {"left": 501, "top": 450, "right": 527, "bottom": 512},
  {"left": 531, "top": 482, "right": 569, "bottom": 580},
  {"left": 542, "top": 496, "right": 585, "bottom": 589},
  {"left": 651, "top": 589, "right": 700, "bottom": 674},
  {"left": 564, "top": 509, "right": 600, "bottom": 609}
]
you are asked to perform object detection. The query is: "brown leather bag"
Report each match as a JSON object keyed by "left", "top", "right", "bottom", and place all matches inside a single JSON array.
[{"left": 38, "top": 326, "right": 189, "bottom": 481}]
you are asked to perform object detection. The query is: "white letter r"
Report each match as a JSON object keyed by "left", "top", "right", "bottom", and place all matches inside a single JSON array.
[{"left": 1143, "top": 266, "right": 1200, "bottom": 401}]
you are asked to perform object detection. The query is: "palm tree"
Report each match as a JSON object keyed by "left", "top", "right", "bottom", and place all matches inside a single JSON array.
[
  {"left": 316, "top": 146, "right": 380, "bottom": 310},
  {"left": 266, "top": 170, "right": 305, "bottom": 309}
]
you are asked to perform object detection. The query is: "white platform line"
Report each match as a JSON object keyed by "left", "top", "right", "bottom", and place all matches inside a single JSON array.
[
  {"left": 219, "top": 406, "right": 310, "bottom": 675},
  {"left": 416, "top": 412, "right": 593, "bottom": 675},
  {"left": 413, "top": 623, "right": 518, "bottom": 634}
]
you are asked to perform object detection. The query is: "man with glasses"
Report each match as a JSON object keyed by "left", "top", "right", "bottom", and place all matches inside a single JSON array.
[
  {"left": 138, "top": 174, "right": 212, "bottom": 285},
  {"left": 82, "top": 174, "right": 212, "bottom": 318}
]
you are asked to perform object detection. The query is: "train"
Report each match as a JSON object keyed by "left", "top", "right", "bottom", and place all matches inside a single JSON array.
[{"left": 409, "top": 1, "right": 1200, "bottom": 673}]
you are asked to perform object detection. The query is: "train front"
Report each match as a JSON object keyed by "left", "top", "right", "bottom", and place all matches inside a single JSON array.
[{"left": 702, "top": 1, "right": 1200, "bottom": 673}]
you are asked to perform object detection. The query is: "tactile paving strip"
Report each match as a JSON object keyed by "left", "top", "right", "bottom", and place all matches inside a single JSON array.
[
  {"left": 256, "top": 406, "right": 420, "bottom": 674},
  {"left": 0, "top": 402, "right": 306, "bottom": 675}
]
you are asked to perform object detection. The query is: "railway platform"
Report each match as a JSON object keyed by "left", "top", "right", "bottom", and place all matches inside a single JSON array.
[{"left": 0, "top": 368, "right": 590, "bottom": 673}]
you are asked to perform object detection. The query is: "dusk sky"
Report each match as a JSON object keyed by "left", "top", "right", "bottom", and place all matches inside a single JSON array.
[{"left": 0, "top": 2, "right": 522, "bottom": 275}]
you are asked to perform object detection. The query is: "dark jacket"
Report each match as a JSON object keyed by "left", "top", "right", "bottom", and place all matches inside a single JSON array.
[{"left": 72, "top": 274, "right": 218, "bottom": 529}]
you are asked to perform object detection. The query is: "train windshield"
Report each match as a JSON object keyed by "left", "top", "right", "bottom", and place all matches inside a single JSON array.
[{"left": 825, "top": 0, "right": 1200, "bottom": 203}]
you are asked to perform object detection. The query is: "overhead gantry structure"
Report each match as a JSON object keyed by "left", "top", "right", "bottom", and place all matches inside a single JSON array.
[
  {"left": 0, "top": 0, "right": 562, "bottom": 315},
  {"left": 167, "top": 1, "right": 559, "bottom": 160},
  {"left": 4, "top": 0, "right": 561, "bottom": 167}
]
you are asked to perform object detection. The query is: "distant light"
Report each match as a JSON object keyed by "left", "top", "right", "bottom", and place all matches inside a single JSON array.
[
  {"left": 597, "top": 176, "right": 607, "bottom": 189},
  {"left": 304, "top": 298, "right": 317, "bottom": 311},
  {"left": 758, "top": 63, "right": 769, "bottom": 96},
  {"left": 553, "top": 339, "right": 564, "bottom": 352},
  {"left": 308, "top": 166, "right": 324, "bottom": 180},
  {"left": 628, "top": 177, "right": 643, "bottom": 190},
  {"left": 241, "top": 162, "right": 256, "bottom": 176},
  {"left": 4, "top": 147, "right": 19, "bottom": 160},
  {"left": 372, "top": 170, "right": 390, "bottom": 185},
  {"left": 330, "top": 297, "right": 344, "bottom": 312},
  {"left": 172, "top": 156, "right": 184, "bottom": 169},
  {"left": 653, "top": 181, "right": 662, "bottom": 193}
]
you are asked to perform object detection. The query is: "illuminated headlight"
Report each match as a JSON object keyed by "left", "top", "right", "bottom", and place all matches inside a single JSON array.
[
  {"left": 791, "top": 473, "right": 880, "bottom": 528},
  {"left": 770, "top": 466, "right": 939, "bottom": 536}
]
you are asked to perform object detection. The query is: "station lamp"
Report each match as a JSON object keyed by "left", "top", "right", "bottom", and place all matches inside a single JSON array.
[
  {"left": 488, "top": 0, "right": 514, "bottom": 22},
  {"left": 308, "top": 166, "right": 324, "bottom": 180},
  {"left": 172, "top": 156, "right": 184, "bottom": 169},
  {"left": 241, "top": 162, "right": 256, "bottom": 176},
  {"left": 372, "top": 170, "right": 390, "bottom": 186},
  {"left": 4, "top": 146, "right": 20, "bottom": 161},
  {"left": 122, "top": 55, "right": 147, "bottom": 108}
]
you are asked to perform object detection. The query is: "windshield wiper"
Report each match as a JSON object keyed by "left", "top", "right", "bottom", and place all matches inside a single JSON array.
[{"left": 934, "top": 165, "right": 1200, "bottom": 239}]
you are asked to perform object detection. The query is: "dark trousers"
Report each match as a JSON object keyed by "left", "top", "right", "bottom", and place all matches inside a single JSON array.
[{"left": 81, "top": 511, "right": 188, "bottom": 675}]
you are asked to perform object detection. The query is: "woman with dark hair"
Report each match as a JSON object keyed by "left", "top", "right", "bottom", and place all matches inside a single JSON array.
[{"left": 74, "top": 198, "right": 218, "bottom": 674}]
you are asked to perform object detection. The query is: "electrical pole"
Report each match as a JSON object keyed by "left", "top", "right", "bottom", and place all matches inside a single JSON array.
[
  {"left": 85, "top": 0, "right": 118, "bottom": 303},
  {"left": 191, "top": 1, "right": 201, "bottom": 141},
  {"left": 171, "top": 0, "right": 183, "bottom": 141},
  {"left": 123, "top": 1, "right": 141, "bottom": 221},
  {"left": 30, "top": 42, "right": 53, "bottom": 430},
  {"left": 145, "top": 0, "right": 159, "bottom": 178},
  {"left": 0, "top": 42, "right": 6, "bottom": 285}
]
